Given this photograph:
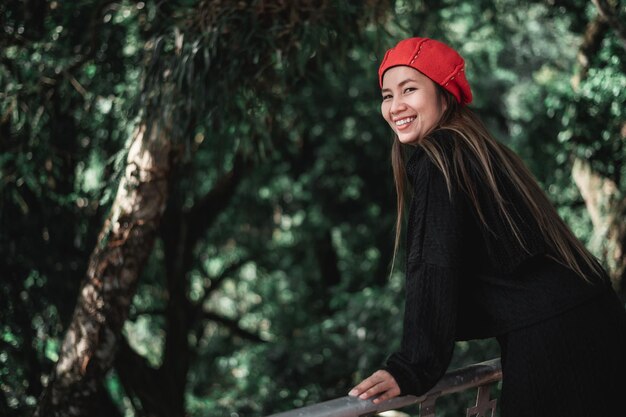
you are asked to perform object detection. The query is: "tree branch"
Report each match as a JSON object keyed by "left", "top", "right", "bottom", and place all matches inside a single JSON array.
[
  {"left": 155, "top": 150, "right": 251, "bottom": 417},
  {"left": 184, "top": 151, "right": 252, "bottom": 245},
  {"left": 193, "top": 258, "right": 249, "bottom": 313},
  {"left": 592, "top": 0, "right": 626, "bottom": 52},
  {"left": 130, "top": 307, "right": 266, "bottom": 344},
  {"left": 201, "top": 311, "right": 266, "bottom": 343},
  {"left": 572, "top": 14, "right": 609, "bottom": 89},
  {"left": 114, "top": 337, "right": 171, "bottom": 417}
]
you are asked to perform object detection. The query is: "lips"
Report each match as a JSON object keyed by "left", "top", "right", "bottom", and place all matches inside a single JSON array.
[{"left": 394, "top": 116, "right": 416, "bottom": 130}]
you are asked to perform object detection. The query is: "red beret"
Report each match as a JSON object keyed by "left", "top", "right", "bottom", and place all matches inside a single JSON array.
[{"left": 378, "top": 37, "right": 472, "bottom": 106}]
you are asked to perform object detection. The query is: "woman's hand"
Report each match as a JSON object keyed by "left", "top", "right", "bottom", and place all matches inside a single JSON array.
[{"left": 348, "top": 369, "right": 400, "bottom": 404}]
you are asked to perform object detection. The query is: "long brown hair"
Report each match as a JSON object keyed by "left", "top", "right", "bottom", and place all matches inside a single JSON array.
[{"left": 390, "top": 87, "right": 605, "bottom": 282}]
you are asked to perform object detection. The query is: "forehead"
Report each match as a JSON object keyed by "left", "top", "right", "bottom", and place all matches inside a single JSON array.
[{"left": 381, "top": 66, "right": 431, "bottom": 88}]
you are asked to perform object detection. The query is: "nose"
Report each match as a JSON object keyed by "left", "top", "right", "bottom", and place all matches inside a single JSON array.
[{"left": 390, "top": 96, "right": 407, "bottom": 116}]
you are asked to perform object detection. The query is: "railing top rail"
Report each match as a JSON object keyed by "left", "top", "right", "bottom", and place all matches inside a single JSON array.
[{"left": 265, "top": 358, "right": 502, "bottom": 417}]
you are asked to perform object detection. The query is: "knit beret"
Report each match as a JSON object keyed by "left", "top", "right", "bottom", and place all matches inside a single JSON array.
[{"left": 378, "top": 37, "right": 472, "bottom": 106}]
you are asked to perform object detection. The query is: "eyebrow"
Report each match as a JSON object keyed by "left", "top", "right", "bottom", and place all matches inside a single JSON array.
[{"left": 381, "top": 78, "right": 417, "bottom": 93}]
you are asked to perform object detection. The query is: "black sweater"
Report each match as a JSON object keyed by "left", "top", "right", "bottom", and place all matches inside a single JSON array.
[{"left": 381, "top": 130, "right": 612, "bottom": 397}]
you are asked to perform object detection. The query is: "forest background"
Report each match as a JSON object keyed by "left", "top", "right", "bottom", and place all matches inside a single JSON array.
[{"left": 1, "top": 0, "right": 625, "bottom": 416}]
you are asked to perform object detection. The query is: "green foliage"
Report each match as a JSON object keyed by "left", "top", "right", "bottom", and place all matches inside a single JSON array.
[
  {"left": 1, "top": 1, "right": 149, "bottom": 414},
  {"left": 2, "top": 0, "right": 625, "bottom": 416}
]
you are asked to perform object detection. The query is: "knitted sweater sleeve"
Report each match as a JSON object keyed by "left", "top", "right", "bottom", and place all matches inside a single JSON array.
[{"left": 381, "top": 153, "right": 469, "bottom": 397}]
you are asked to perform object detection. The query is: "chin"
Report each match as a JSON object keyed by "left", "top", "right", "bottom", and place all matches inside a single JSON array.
[{"left": 397, "top": 133, "right": 421, "bottom": 145}]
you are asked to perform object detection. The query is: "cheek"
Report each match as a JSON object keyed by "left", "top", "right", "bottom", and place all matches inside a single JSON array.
[{"left": 381, "top": 102, "right": 393, "bottom": 124}]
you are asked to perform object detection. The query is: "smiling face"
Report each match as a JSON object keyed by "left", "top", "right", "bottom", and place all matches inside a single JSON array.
[{"left": 381, "top": 66, "right": 447, "bottom": 145}]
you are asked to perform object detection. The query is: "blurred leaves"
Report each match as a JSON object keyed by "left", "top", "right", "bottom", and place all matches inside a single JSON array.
[{"left": 1, "top": 0, "right": 625, "bottom": 416}]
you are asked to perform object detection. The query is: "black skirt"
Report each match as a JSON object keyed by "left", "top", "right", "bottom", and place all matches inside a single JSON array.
[{"left": 496, "top": 289, "right": 626, "bottom": 417}]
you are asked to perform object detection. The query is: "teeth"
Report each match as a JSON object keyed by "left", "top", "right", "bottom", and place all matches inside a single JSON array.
[{"left": 395, "top": 117, "right": 415, "bottom": 126}]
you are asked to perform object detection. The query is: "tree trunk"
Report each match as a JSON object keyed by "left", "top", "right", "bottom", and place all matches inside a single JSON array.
[
  {"left": 34, "top": 120, "right": 172, "bottom": 417},
  {"left": 569, "top": 12, "right": 626, "bottom": 300},
  {"left": 572, "top": 158, "right": 626, "bottom": 298}
]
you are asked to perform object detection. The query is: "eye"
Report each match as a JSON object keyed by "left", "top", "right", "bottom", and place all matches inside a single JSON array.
[
  {"left": 382, "top": 94, "right": 392, "bottom": 101},
  {"left": 403, "top": 87, "right": 417, "bottom": 94}
]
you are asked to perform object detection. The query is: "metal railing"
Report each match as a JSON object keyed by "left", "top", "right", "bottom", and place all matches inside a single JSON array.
[{"left": 266, "top": 358, "right": 502, "bottom": 417}]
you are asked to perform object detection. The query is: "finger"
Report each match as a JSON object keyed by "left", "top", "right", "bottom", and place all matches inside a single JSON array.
[
  {"left": 359, "top": 370, "right": 398, "bottom": 400},
  {"left": 359, "top": 379, "right": 389, "bottom": 399},
  {"left": 372, "top": 385, "right": 401, "bottom": 404},
  {"left": 359, "top": 371, "right": 396, "bottom": 400},
  {"left": 349, "top": 379, "right": 377, "bottom": 397},
  {"left": 349, "top": 373, "right": 385, "bottom": 396}
]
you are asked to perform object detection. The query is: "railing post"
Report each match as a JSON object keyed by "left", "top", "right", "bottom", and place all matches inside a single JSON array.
[
  {"left": 419, "top": 394, "right": 438, "bottom": 417},
  {"left": 465, "top": 383, "right": 497, "bottom": 417}
]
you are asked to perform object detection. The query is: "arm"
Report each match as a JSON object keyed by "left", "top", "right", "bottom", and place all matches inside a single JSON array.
[
  {"left": 381, "top": 262, "right": 460, "bottom": 396},
  {"left": 350, "top": 150, "right": 470, "bottom": 400}
]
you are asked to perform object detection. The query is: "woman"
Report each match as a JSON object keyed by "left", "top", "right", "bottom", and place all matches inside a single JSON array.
[{"left": 347, "top": 37, "right": 626, "bottom": 416}]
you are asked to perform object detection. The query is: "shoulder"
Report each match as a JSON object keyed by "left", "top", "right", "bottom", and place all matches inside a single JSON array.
[
  {"left": 427, "top": 129, "right": 458, "bottom": 151},
  {"left": 406, "top": 130, "right": 449, "bottom": 173},
  {"left": 406, "top": 129, "right": 473, "bottom": 190},
  {"left": 407, "top": 129, "right": 467, "bottom": 169}
]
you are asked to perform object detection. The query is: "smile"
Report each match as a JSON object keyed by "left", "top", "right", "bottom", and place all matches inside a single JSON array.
[{"left": 395, "top": 116, "right": 416, "bottom": 128}]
